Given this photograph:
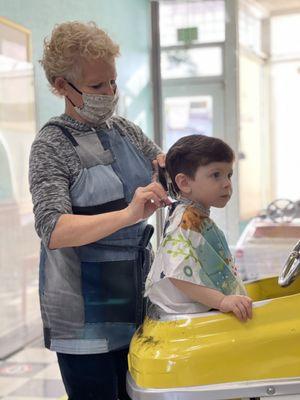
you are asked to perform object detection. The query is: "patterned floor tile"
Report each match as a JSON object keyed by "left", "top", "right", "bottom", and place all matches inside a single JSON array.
[
  {"left": 0, "top": 363, "right": 47, "bottom": 378},
  {"left": 4, "top": 397, "right": 56, "bottom": 400},
  {"left": 10, "top": 379, "right": 65, "bottom": 397},
  {"left": 8, "top": 348, "right": 57, "bottom": 364},
  {"left": 28, "top": 337, "right": 44, "bottom": 348},
  {"left": 33, "top": 363, "right": 62, "bottom": 380},
  {"left": 0, "top": 377, "right": 28, "bottom": 397},
  {"left": 1, "top": 338, "right": 66, "bottom": 399}
]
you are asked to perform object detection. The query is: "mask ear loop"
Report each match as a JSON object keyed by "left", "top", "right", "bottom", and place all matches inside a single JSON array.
[
  {"left": 67, "top": 81, "right": 83, "bottom": 95},
  {"left": 65, "top": 81, "right": 83, "bottom": 108}
]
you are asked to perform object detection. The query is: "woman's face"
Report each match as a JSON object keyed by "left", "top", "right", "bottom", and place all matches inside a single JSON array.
[
  {"left": 78, "top": 58, "right": 117, "bottom": 94},
  {"left": 65, "top": 58, "right": 117, "bottom": 108}
]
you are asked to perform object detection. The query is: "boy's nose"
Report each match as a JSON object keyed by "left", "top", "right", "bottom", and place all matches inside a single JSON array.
[{"left": 223, "top": 179, "right": 232, "bottom": 188}]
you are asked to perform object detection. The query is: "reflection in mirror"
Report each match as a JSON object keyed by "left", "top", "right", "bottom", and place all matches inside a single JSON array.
[{"left": 0, "top": 17, "right": 40, "bottom": 358}]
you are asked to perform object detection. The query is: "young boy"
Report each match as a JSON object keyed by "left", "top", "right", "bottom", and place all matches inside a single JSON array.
[{"left": 145, "top": 135, "right": 252, "bottom": 322}]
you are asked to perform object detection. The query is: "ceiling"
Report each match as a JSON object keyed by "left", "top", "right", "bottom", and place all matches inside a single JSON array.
[{"left": 256, "top": 0, "right": 300, "bottom": 13}]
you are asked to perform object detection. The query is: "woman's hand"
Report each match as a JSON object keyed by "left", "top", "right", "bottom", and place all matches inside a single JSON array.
[
  {"left": 124, "top": 181, "right": 171, "bottom": 225},
  {"left": 152, "top": 153, "right": 166, "bottom": 180},
  {"left": 152, "top": 153, "right": 166, "bottom": 169},
  {"left": 49, "top": 181, "right": 170, "bottom": 248},
  {"left": 219, "top": 295, "right": 253, "bottom": 322},
  {"left": 152, "top": 153, "right": 166, "bottom": 184}
]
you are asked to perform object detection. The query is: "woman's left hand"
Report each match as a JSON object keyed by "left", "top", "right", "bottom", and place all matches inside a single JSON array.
[
  {"left": 152, "top": 153, "right": 166, "bottom": 182},
  {"left": 152, "top": 153, "right": 166, "bottom": 170}
]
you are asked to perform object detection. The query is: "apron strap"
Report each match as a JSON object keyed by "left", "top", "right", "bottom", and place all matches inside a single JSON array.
[{"left": 42, "top": 122, "right": 79, "bottom": 147}]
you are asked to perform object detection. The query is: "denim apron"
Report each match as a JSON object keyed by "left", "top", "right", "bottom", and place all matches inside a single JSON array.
[{"left": 39, "top": 122, "right": 153, "bottom": 354}]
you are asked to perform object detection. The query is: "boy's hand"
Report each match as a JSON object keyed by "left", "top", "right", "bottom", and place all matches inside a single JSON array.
[{"left": 219, "top": 295, "right": 253, "bottom": 322}]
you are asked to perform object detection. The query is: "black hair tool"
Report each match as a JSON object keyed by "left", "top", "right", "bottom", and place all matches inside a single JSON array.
[
  {"left": 158, "top": 165, "right": 168, "bottom": 192},
  {"left": 158, "top": 165, "right": 177, "bottom": 199}
]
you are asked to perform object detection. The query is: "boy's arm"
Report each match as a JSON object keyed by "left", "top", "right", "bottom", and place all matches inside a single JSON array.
[{"left": 169, "top": 278, "right": 252, "bottom": 322}]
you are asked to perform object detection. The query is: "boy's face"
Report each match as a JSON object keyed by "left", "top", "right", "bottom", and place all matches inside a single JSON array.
[{"left": 183, "top": 161, "right": 233, "bottom": 208}]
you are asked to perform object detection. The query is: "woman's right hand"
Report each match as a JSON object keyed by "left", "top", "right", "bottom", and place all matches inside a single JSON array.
[
  {"left": 123, "top": 182, "right": 171, "bottom": 226},
  {"left": 219, "top": 295, "right": 253, "bottom": 322}
]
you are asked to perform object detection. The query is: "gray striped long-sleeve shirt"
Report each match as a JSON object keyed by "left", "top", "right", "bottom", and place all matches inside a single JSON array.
[{"left": 29, "top": 114, "right": 162, "bottom": 246}]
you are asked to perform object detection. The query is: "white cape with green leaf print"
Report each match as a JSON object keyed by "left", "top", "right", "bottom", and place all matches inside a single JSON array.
[{"left": 145, "top": 202, "right": 246, "bottom": 314}]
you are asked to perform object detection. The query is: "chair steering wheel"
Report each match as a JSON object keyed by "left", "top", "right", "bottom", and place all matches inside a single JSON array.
[
  {"left": 278, "top": 240, "right": 300, "bottom": 287},
  {"left": 267, "top": 199, "right": 297, "bottom": 223}
]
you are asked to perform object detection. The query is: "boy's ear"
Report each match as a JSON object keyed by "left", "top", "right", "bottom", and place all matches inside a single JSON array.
[{"left": 175, "top": 173, "right": 192, "bottom": 194}]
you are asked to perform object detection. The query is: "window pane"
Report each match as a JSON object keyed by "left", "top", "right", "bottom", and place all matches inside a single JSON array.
[
  {"left": 160, "top": 0, "right": 225, "bottom": 47},
  {"left": 271, "top": 61, "right": 300, "bottom": 200},
  {"left": 239, "top": 3, "right": 263, "bottom": 55},
  {"left": 161, "top": 46, "right": 222, "bottom": 79},
  {"left": 0, "top": 20, "right": 29, "bottom": 61},
  {"left": 164, "top": 96, "right": 213, "bottom": 150},
  {"left": 239, "top": 55, "right": 268, "bottom": 220},
  {"left": 271, "top": 14, "right": 300, "bottom": 57}
]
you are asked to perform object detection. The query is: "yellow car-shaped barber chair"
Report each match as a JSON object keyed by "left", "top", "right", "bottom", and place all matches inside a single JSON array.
[{"left": 127, "top": 241, "right": 300, "bottom": 400}]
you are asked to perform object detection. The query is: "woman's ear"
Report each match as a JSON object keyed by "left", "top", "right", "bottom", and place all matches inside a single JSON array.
[
  {"left": 53, "top": 77, "right": 68, "bottom": 96},
  {"left": 175, "top": 173, "right": 192, "bottom": 194}
]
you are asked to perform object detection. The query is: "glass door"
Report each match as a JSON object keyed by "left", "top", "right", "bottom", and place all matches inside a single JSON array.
[
  {"left": 162, "top": 82, "right": 224, "bottom": 150},
  {"left": 162, "top": 81, "right": 234, "bottom": 237}
]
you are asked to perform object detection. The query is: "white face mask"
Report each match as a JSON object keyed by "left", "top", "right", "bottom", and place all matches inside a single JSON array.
[{"left": 67, "top": 81, "right": 119, "bottom": 125}]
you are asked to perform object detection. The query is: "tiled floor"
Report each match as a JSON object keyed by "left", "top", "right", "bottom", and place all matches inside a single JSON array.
[{"left": 0, "top": 338, "right": 67, "bottom": 400}]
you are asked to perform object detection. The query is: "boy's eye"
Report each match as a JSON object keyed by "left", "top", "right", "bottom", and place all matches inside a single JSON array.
[
  {"left": 228, "top": 172, "right": 233, "bottom": 179},
  {"left": 212, "top": 172, "right": 220, "bottom": 178}
]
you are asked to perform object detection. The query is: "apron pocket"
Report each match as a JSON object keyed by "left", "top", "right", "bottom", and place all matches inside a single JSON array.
[{"left": 81, "top": 260, "right": 139, "bottom": 324}]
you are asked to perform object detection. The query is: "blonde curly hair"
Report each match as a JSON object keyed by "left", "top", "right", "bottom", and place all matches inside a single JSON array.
[{"left": 40, "top": 21, "right": 120, "bottom": 90}]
